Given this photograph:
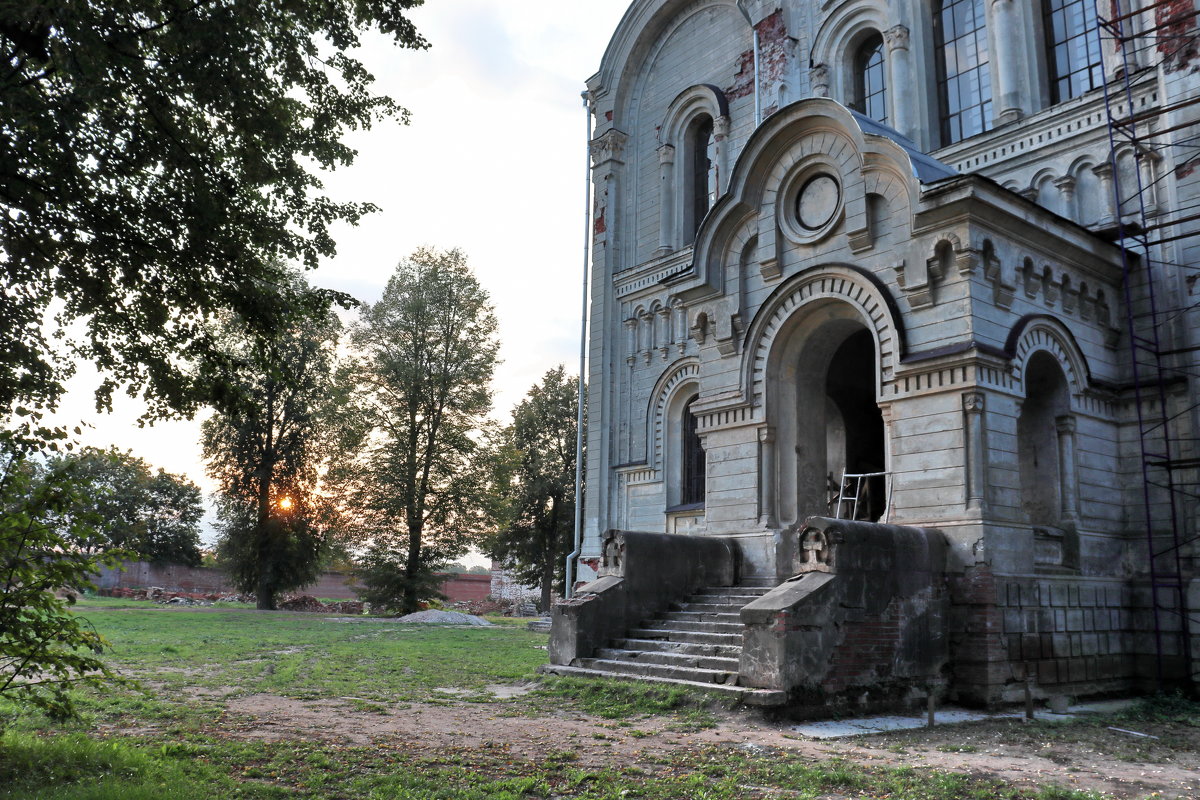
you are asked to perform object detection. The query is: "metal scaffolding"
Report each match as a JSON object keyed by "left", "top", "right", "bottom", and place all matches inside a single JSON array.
[{"left": 1097, "top": 0, "right": 1200, "bottom": 687}]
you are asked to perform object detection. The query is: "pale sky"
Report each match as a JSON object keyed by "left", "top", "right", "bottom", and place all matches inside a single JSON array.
[{"left": 48, "top": 1, "right": 633, "bottom": 552}]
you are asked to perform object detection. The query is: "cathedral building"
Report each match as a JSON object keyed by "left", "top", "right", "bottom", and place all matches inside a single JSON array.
[{"left": 548, "top": 0, "right": 1200, "bottom": 710}]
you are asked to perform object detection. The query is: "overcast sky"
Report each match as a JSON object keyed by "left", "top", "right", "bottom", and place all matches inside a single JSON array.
[{"left": 48, "top": 1, "right": 633, "bottom": 552}]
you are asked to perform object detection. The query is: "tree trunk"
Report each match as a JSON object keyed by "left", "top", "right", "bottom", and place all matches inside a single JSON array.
[
  {"left": 403, "top": 521, "right": 422, "bottom": 614},
  {"left": 540, "top": 495, "right": 558, "bottom": 613}
]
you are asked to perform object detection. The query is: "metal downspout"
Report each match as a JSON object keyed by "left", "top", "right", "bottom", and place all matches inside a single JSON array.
[
  {"left": 736, "top": 1, "right": 761, "bottom": 127},
  {"left": 565, "top": 89, "right": 592, "bottom": 599}
]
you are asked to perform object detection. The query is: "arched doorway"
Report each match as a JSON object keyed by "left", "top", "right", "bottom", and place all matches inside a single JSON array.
[{"left": 769, "top": 300, "right": 886, "bottom": 527}]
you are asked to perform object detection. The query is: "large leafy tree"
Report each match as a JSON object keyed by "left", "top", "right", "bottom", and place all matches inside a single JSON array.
[
  {"left": 201, "top": 275, "right": 345, "bottom": 610},
  {"left": 0, "top": 0, "right": 426, "bottom": 416},
  {"left": 48, "top": 447, "right": 204, "bottom": 566},
  {"left": 487, "top": 367, "right": 579, "bottom": 612},
  {"left": 338, "top": 248, "right": 499, "bottom": 614}
]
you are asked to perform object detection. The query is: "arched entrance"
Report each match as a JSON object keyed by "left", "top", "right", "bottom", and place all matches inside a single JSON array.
[{"left": 768, "top": 300, "right": 886, "bottom": 528}]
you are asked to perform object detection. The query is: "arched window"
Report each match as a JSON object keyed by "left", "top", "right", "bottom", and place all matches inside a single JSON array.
[
  {"left": 685, "top": 114, "right": 716, "bottom": 242},
  {"left": 853, "top": 33, "right": 887, "bottom": 124},
  {"left": 681, "top": 397, "right": 705, "bottom": 506},
  {"left": 934, "top": 0, "right": 993, "bottom": 145},
  {"left": 1043, "top": 0, "right": 1102, "bottom": 103}
]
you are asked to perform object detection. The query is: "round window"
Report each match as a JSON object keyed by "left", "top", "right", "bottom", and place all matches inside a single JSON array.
[{"left": 795, "top": 173, "right": 841, "bottom": 231}]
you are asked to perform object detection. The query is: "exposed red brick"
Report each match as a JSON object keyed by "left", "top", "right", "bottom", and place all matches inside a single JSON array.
[
  {"left": 1157, "top": 0, "right": 1199, "bottom": 70},
  {"left": 593, "top": 203, "right": 607, "bottom": 236}
]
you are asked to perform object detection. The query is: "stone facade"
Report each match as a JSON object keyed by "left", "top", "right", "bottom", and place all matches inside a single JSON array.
[{"left": 559, "top": 0, "right": 1200, "bottom": 709}]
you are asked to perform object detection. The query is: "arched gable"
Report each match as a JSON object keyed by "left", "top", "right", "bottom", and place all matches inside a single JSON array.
[
  {"left": 742, "top": 265, "right": 905, "bottom": 410},
  {"left": 1005, "top": 315, "right": 1092, "bottom": 404}
]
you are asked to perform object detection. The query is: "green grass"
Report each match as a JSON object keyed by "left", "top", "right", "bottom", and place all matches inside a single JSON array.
[{"left": 68, "top": 599, "right": 548, "bottom": 703}]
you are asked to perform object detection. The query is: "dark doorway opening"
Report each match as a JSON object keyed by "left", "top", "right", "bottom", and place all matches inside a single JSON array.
[{"left": 826, "top": 329, "right": 886, "bottom": 521}]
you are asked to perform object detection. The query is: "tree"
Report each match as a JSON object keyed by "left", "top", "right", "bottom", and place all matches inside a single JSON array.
[
  {"left": 487, "top": 367, "right": 580, "bottom": 612},
  {"left": 338, "top": 248, "right": 499, "bottom": 614},
  {"left": 0, "top": 431, "right": 125, "bottom": 720},
  {"left": 48, "top": 447, "right": 204, "bottom": 566},
  {"left": 201, "top": 274, "right": 344, "bottom": 610},
  {"left": 1, "top": 0, "right": 426, "bottom": 416}
]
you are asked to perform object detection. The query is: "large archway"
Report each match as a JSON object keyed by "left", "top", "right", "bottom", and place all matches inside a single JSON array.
[{"left": 768, "top": 300, "right": 886, "bottom": 528}]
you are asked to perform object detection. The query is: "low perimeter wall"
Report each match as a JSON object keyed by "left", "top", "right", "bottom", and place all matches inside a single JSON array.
[{"left": 94, "top": 561, "right": 493, "bottom": 603}]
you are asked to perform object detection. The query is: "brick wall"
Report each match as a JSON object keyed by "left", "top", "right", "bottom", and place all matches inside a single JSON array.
[{"left": 96, "top": 561, "right": 497, "bottom": 603}]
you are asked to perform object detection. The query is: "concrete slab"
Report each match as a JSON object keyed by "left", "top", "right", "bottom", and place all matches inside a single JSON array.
[{"left": 788, "top": 698, "right": 1138, "bottom": 739}]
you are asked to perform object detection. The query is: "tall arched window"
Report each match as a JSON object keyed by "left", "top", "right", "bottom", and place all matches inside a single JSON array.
[
  {"left": 1043, "top": 0, "right": 1102, "bottom": 103},
  {"left": 853, "top": 33, "right": 888, "bottom": 124},
  {"left": 681, "top": 397, "right": 705, "bottom": 506},
  {"left": 685, "top": 114, "right": 716, "bottom": 242},
  {"left": 934, "top": 0, "right": 993, "bottom": 145}
]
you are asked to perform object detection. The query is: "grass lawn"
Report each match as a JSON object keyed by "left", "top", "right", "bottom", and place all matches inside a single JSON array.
[{"left": 1, "top": 597, "right": 1194, "bottom": 799}]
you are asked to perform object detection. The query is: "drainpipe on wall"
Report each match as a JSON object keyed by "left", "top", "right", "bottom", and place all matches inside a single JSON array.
[
  {"left": 565, "top": 89, "right": 593, "bottom": 599},
  {"left": 736, "top": 0, "right": 761, "bottom": 128}
]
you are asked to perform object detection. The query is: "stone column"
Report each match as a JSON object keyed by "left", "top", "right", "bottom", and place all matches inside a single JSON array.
[
  {"left": 988, "top": 0, "right": 1024, "bottom": 124},
  {"left": 963, "top": 392, "right": 987, "bottom": 512},
  {"left": 758, "top": 427, "right": 778, "bottom": 528},
  {"left": 657, "top": 305, "right": 672, "bottom": 360},
  {"left": 713, "top": 116, "right": 730, "bottom": 197},
  {"left": 671, "top": 298, "right": 687, "bottom": 355},
  {"left": 1053, "top": 175, "right": 1077, "bottom": 222},
  {"left": 624, "top": 317, "right": 638, "bottom": 366},
  {"left": 884, "top": 25, "right": 915, "bottom": 141},
  {"left": 810, "top": 64, "right": 830, "bottom": 98},
  {"left": 1093, "top": 161, "right": 1117, "bottom": 226},
  {"left": 1139, "top": 150, "right": 1161, "bottom": 215},
  {"left": 1055, "top": 415, "right": 1079, "bottom": 523},
  {"left": 656, "top": 144, "right": 676, "bottom": 256},
  {"left": 639, "top": 309, "right": 653, "bottom": 364}
]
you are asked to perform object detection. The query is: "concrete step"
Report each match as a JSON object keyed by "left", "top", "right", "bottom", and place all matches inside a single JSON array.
[
  {"left": 578, "top": 657, "right": 737, "bottom": 686},
  {"left": 627, "top": 627, "right": 742, "bottom": 646},
  {"left": 611, "top": 638, "right": 743, "bottom": 658},
  {"left": 675, "top": 601, "right": 746, "bottom": 613},
  {"left": 595, "top": 647, "right": 741, "bottom": 672},
  {"left": 639, "top": 618, "right": 743, "bottom": 634},
  {"left": 660, "top": 610, "right": 742, "bottom": 624},
  {"left": 693, "top": 586, "right": 772, "bottom": 597},
  {"left": 538, "top": 663, "right": 787, "bottom": 707}
]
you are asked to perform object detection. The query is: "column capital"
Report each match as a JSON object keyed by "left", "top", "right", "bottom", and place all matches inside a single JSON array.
[
  {"left": 590, "top": 128, "right": 629, "bottom": 167},
  {"left": 810, "top": 64, "right": 830, "bottom": 98},
  {"left": 1091, "top": 161, "right": 1114, "bottom": 179},
  {"left": 713, "top": 115, "right": 731, "bottom": 140},
  {"left": 1053, "top": 175, "right": 1077, "bottom": 194},
  {"left": 962, "top": 391, "right": 986, "bottom": 413},
  {"left": 1055, "top": 415, "right": 1077, "bottom": 434},
  {"left": 758, "top": 426, "right": 776, "bottom": 444},
  {"left": 623, "top": 317, "right": 638, "bottom": 330},
  {"left": 884, "top": 24, "right": 910, "bottom": 52},
  {"left": 656, "top": 142, "right": 675, "bottom": 165}
]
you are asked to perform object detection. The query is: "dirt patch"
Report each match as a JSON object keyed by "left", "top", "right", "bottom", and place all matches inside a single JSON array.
[{"left": 212, "top": 694, "right": 1199, "bottom": 798}]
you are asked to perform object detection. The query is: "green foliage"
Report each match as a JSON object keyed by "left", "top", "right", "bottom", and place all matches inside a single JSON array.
[
  {"left": 487, "top": 366, "right": 580, "bottom": 611},
  {"left": 46, "top": 447, "right": 204, "bottom": 566},
  {"left": 337, "top": 248, "right": 500, "bottom": 614},
  {"left": 0, "top": 0, "right": 426, "bottom": 416},
  {"left": 202, "top": 270, "right": 344, "bottom": 610},
  {"left": 0, "top": 433, "right": 125, "bottom": 721},
  {"left": 352, "top": 543, "right": 445, "bottom": 615}
]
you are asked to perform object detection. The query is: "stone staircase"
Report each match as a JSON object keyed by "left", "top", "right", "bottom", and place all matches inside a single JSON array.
[{"left": 542, "top": 585, "right": 786, "bottom": 706}]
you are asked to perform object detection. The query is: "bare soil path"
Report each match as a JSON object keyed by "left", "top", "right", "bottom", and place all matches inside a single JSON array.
[{"left": 216, "top": 692, "right": 1200, "bottom": 799}]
